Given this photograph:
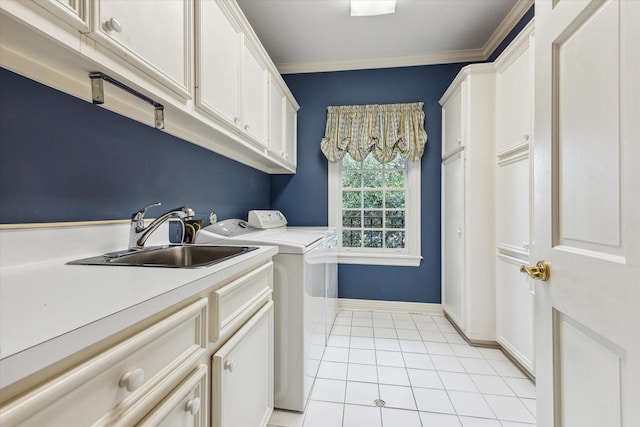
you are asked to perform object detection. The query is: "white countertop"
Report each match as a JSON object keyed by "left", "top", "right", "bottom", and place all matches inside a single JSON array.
[{"left": 0, "top": 223, "right": 278, "bottom": 389}]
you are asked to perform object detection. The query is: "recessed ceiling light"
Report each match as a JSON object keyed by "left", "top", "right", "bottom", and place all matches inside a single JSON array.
[{"left": 350, "top": 0, "right": 397, "bottom": 17}]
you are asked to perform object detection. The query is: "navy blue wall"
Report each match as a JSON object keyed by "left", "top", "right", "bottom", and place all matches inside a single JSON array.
[
  {"left": 0, "top": 68, "right": 270, "bottom": 224},
  {"left": 271, "top": 65, "right": 466, "bottom": 304},
  {"left": 270, "top": 7, "right": 534, "bottom": 304}
]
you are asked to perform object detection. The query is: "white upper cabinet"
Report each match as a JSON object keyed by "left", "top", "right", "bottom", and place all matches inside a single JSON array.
[
  {"left": 34, "top": 0, "right": 89, "bottom": 31},
  {"left": 269, "top": 76, "right": 297, "bottom": 168},
  {"left": 283, "top": 98, "right": 297, "bottom": 167},
  {"left": 196, "top": 0, "right": 241, "bottom": 126},
  {"left": 442, "top": 86, "right": 463, "bottom": 155},
  {"left": 241, "top": 39, "right": 268, "bottom": 146},
  {"left": 495, "top": 31, "right": 532, "bottom": 154},
  {"left": 197, "top": 0, "right": 269, "bottom": 149},
  {"left": 89, "top": 0, "right": 193, "bottom": 99}
]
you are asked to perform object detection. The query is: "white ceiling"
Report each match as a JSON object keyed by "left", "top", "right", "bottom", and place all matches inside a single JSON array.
[{"left": 237, "top": 0, "right": 533, "bottom": 74}]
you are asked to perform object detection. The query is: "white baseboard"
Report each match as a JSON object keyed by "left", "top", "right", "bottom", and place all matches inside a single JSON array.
[{"left": 337, "top": 298, "right": 443, "bottom": 316}]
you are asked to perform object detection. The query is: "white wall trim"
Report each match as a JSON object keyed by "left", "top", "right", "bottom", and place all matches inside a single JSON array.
[
  {"left": 338, "top": 298, "right": 443, "bottom": 316},
  {"left": 277, "top": 49, "right": 486, "bottom": 74}
]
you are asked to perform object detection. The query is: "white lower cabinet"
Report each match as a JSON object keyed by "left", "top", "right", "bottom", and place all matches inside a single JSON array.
[
  {"left": 441, "top": 151, "right": 465, "bottom": 328},
  {"left": 212, "top": 301, "right": 274, "bottom": 427},
  {"left": 0, "top": 298, "right": 209, "bottom": 426},
  {"left": 138, "top": 364, "right": 208, "bottom": 427},
  {"left": 496, "top": 255, "right": 534, "bottom": 374},
  {"left": 0, "top": 260, "right": 276, "bottom": 427}
]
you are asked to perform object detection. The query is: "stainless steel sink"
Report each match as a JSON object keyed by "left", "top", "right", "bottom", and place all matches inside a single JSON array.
[{"left": 68, "top": 245, "right": 258, "bottom": 268}]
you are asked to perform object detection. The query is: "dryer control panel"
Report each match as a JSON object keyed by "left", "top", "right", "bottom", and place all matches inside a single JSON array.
[{"left": 248, "top": 210, "right": 288, "bottom": 229}]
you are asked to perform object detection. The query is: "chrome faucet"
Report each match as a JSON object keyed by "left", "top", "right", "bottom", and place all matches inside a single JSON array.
[{"left": 129, "top": 202, "right": 195, "bottom": 251}]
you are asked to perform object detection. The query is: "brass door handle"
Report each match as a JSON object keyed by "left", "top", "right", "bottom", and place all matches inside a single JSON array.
[{"left": 520, "top": 260, "right": 551, "bottom": 281}]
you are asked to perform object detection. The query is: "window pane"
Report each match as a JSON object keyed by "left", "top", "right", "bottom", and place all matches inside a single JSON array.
[
  {"left": 342, "top": 155, "right": 360, "bottom": 169},
  {"left": 363, "top": 171, "right": 382, "bottom": 187},
  {"left": 363, "top": 210, "right": 383, "bottom": 228},
  {"left": 343, "top": 171, "right": 361, "bottom": 188},
  {"left": 385, "top": 211, "right": 405, "bottom": 228},
  {"left": 385, "top": 191, "right": 405, "bottom": 208},
  {"left": 364, "top": 230, "right": 383, "bottom": 248},
  {"left": 363, "top": 191, "right": 383, "bottom": 208},
  {"left": 342, "top": 210, "right": 361, "bottom": 228},
  {"left": 388, "top": 154, "right": 405, "bottom": 169},
  {"left": 343, "top": 230, "right": 361, "bottom": 247},
  {"left": 385, "top": 231, "right": 405, "bottom": 249},
  {"left": 385, "top": 170, "right": 404, "bottom": 188},
  {"left": 363, "top": 155, "right": 381, "bottom": 170},
  {"left": 342, "top": 191, "right": 361, "bottom": 208}
]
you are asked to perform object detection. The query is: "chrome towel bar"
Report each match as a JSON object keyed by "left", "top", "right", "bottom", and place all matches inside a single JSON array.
[{"left": 89, "top": 72, "right": 165, "bottom": 129}]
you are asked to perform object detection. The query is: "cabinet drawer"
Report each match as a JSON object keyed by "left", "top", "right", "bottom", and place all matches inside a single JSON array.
[
  {"left": 210, "top": 261, "right": 273, "bottom": 342},
  {"left": 0, "top": 298, "right": 208, "bottom": 427},
  {"left": 138, "top": 364, "right": 208, "bottom": 427}
]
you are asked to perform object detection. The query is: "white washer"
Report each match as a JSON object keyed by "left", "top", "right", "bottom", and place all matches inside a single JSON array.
[{"left": 196, "top": 211, "right": 338, "bottom": 412}]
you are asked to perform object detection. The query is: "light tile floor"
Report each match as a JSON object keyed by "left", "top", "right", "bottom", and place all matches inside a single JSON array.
[{"left": 268, "top": 310, "right": 536, "bottom": 427}]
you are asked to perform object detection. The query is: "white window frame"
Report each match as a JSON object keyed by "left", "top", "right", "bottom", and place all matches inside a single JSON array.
[{"left": 328, "top": 155, "right": 422, "bottom": 266}]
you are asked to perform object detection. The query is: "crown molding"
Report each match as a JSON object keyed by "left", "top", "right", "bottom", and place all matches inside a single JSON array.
[
  {"left": 277, "top": 49, "right": 486, "bottom": 74},
  {"left": 481, "top": 0, "right": 534, "bottom": 58},
  {"left": 276, "top": 0, "right": 534, "bottom": 74}
]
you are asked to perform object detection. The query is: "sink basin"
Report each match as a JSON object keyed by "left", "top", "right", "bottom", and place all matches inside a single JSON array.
[{"left": 68, "top": 245, "right": 258, "bottom": 268}]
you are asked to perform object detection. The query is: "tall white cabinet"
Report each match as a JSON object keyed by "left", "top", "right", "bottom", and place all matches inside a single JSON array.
[
  {"left": 440, "top": 21, "right": 536, "bottom": 376},
  {"left": 494, "top": 22, "right": 535, "bottom": 376},
  {"left": 440, "top": 64, "right": 497, "bottom": 344}
]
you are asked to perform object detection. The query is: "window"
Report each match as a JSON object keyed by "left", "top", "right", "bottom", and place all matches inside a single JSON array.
[
  {"left": 328, "top": 152, "right": 421, "bottom": 266},
  {"left": 321, "top": 102, "right": 426, "bottom": 266}
]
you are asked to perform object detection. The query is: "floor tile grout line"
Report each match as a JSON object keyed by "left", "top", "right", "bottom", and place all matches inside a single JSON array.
[{"left": 311, "top": 310, "right": 535, "bottom": 427}]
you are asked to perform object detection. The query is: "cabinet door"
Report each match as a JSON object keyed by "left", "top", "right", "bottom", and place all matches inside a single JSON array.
[
  {"left": 442, "top": 85, "right": 463, "bottom": 155},
  {"left": 268, "top": 79, "right": 296, "bottom": 168},
  {"left": 442, "top": 152, "right": 465, "bottom": 328},
  {"left": 91, "top": 0, "right": 192, "bottom": 99},
  {"left": 496, "top": 255, "right": 534, "bottom": 374},
  {"left": 196, "top": 0, "right": 241, "bottom": 126},
  {"left": 212, "top": 301, "right": 273, "bottom": 427},
  {"left": 283, "top": 98, "right": 297, "bottom": 167},
  {"left": 496, "top": 44, "right": 532, "bottom": 154},
  {"left": 269, "top": 78, "right": 286, "bottom": 159},
  {"left": 34, "top": 0, "right": 89, "bottom": 31},
  {"left": 241, "top": 40, "right": 268, "bottom": 146},
  {"left": 496, "top": 155, "right": 530, "bottom": 251}
]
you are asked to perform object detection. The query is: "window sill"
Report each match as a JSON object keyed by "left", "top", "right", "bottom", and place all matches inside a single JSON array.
[{"left": 336, "top": 252, "right": 422, "bottom": 267}]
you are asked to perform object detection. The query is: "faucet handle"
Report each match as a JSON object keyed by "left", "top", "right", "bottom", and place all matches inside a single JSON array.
[{"left": 132, "top": 202, "right": 161, "bottom": 225}]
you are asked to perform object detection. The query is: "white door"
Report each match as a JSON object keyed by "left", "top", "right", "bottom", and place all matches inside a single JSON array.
[{"left": 533, "top": 1, "right": 640, "bottom": 426}]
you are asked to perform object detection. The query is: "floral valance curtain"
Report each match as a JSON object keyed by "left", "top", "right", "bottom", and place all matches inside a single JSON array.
[{"left": 320, "top": 102, "right": 427, "bottom": 163}]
